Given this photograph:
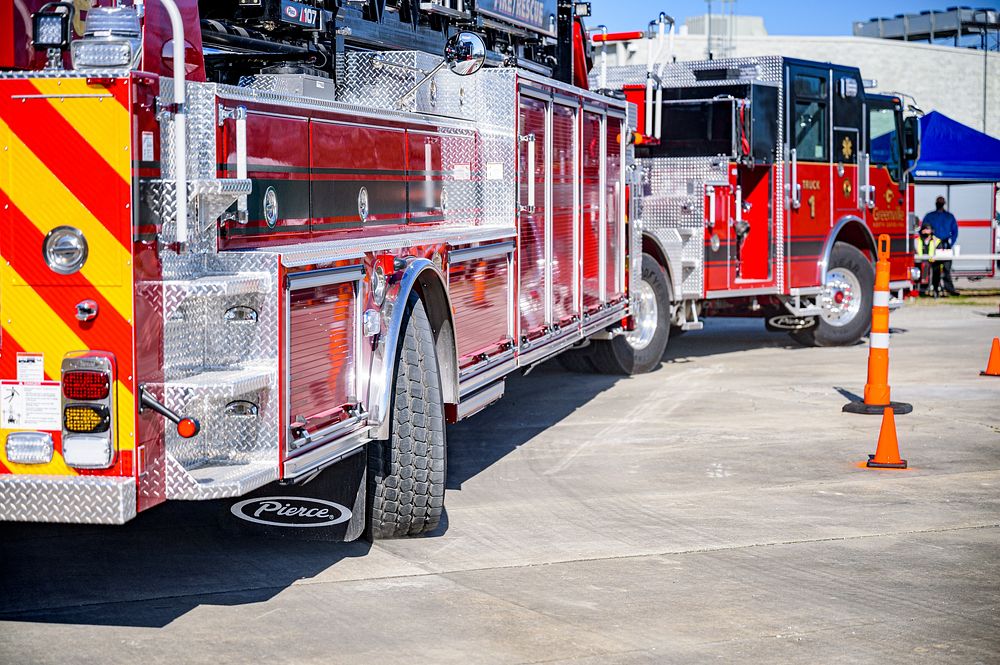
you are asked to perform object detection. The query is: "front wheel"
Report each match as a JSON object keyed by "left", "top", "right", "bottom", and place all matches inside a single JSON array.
[
  {"left": 590, "top": 253, "right": 672, "bottom": 374},
  {"left": 790, "top": 242, "right": 874, "bottom": 347},
  {"left": 367, "top": 295, "right": 447, "bottom": 539}
]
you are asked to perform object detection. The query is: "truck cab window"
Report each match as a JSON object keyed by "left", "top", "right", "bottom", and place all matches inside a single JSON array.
[
  {"left": 868, "top": 106, "right": 901, "bottom": 180},
  {"left": 793, "top": 75, "right": 827, "bottom": 160},
  {"left": 794, "top": 101, "right": 826, "bottom": 160}
]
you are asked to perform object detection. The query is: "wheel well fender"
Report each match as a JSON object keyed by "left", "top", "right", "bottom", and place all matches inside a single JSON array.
[
  {"left": 641, "top": 232, "right": 677, "bottom": 299},
  {"left": 822, "top": 216, "right": 877, "bottom": 277},
  {"left": 368, "top": 259, "right": 458, "bottom": 440}
]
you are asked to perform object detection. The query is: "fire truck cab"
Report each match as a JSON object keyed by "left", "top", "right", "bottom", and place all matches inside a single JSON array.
[{"left": 584, "top": 45, "right": 920, "bottom": 356}]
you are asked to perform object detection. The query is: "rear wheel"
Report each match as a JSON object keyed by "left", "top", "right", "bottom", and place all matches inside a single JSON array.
[
  {"left": 590, "top": 253, "right": 671, "bottom": 374},
  {"left": 790, "top": 242, "right": 874, "bottom": 347},
  {"left": 367, "top": 296, "right": 447, "bottom": 539}
]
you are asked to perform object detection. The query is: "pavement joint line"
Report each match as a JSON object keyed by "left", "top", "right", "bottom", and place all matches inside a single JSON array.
[{"left": 8, "top": 523, "right": 994, "bottom": 621}]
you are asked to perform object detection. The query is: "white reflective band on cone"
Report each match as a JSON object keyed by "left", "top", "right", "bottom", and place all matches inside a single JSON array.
[
  {"left": 870, "top": 332, "right": 891, "bottom": 349},
  {"left": 873, "top": 291, "right": 890, "bottom": 308}
]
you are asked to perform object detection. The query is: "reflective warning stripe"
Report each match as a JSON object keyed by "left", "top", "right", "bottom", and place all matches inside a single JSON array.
[
  {"left": 0, "top": 118, "right": 132, "bottom": 320},
  {"left": 870, "top": 332, "right": 891, "bottom": 349},
  {"left": 873, "top": 291, "right": 890, "bottom": 308},
  {"left": 28, "top": 79, "right": 131, "bottom": 183}
]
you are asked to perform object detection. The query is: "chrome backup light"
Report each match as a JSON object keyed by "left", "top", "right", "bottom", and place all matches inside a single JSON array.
[
  {"left": 71, "top": 5, "right": 142, "bottom": 70},
  {"left": 5, "top": 432, "right": 54, "bottom": 465},
  {"left": 372, "top": 264, "right": 388, "bottom": 306},
  {"left": 43, "top": 226, "right": 88, "bottom": 275},
  {"left": 62, "top": 435, "right": 114, "bottom": 469}
]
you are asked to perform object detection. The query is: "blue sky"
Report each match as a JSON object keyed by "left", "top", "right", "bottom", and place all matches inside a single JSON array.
[{"left": 589, "top": 1, "right": 1000, "bottom": 36}]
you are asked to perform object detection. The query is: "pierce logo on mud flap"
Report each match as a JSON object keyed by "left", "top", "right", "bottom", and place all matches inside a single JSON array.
[
  {"left": 766, "top": 315, "right": 817, "bottom": 331},
  {"left": 230, "top": 497, "right": 352, "bottom": 528}
]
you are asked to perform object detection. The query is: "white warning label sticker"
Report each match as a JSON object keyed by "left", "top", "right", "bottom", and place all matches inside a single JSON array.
[
  {"left": 486, "top": 162, "right": 504, "bottom": 180},
  {"left": 1, "top": 381, "right": 61, "bottom": 431},
  {"left": 16, "top": 353, "right": 45, "bottom": 382}
]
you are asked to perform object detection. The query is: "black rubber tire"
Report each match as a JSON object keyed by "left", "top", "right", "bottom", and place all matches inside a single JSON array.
[
  {"left": 367, "top": 296, "right": 446, "bottom": 539},
  {"left": 556, "top": 345, "right": 598, "bottom": 373},
  {"left": 590, "top": 253, "right": 672, "bottom": 375},
  {"left": 790, "top": 242, "right": 874, "bottom": 347}
]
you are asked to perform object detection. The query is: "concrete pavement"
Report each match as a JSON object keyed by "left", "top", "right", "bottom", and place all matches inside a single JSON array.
[{"left": 1, "top": 301, "right": 998, "bottom": 664}]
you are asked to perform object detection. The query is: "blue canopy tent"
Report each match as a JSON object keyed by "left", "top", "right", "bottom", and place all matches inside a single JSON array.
[{"left": 911, "top": 111, "right": 1000, "bottom": 183}]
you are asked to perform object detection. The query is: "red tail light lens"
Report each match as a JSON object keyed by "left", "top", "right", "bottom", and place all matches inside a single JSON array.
[{"left": 63, "top": 370, "right": 110, "bottom": 400}]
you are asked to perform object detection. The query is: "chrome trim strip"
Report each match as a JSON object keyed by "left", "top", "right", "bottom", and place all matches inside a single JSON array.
[
  {"left": 274, "top": 225, "right": 517, "bottom": 268},
  {"left": 288, "top": 414, "right": 364, "bottom": 454},
  {"left": 705, "top": 286, "right": 782, "bottom": 298},
  {"left": 456, "top": 381, "right": 505, "bottom": 420},
  {"left": 449, "top": 240, "right": 516, "bottom": 263},
  {"left": 459, "top": 356, "right": 517, "bottom": 397},
  {"left": 287, "top": 264, "right": 365, "bottom": 289},
  {"left": 282, "top": 429, "right": 369, "bottom": 479}
]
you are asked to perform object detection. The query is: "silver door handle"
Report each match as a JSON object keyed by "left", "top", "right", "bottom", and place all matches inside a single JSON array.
[
  {"left": 787, "top": 148, "right": 801, "bottom": 209},
  {"left": 521, "top": 133, "right": 536, "bottom": 212}
]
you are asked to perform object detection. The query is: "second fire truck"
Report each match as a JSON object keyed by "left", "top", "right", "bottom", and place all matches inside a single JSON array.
[{"left": 558, "top": 22, "right": 921, "bottom": 372}]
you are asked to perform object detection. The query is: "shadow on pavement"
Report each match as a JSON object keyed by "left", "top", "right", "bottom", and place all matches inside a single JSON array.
[
  {"left": 663, "top": 317, "right": 804, "bottom": 363},
  {"left": 0, "top": 499, "right": 373, "bottom": 628},
  {"left": 0, "top": 317, "right": 836, "bottom": 629}
]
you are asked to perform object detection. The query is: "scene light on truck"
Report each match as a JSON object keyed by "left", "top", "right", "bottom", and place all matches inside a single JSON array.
[
  {"left": 70, "top": 6, "right": 143, "bottom": 70},
  {"left": 5, "top": 432, "right": 55, "bottom": 465}
]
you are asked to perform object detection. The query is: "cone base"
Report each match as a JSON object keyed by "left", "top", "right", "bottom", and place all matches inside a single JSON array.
[
  {"left": 980, "top": 371, "right": 1000, "bottom": 377},
  {"left": 867, "top": 454, "right": 907, "bottom": 469},
  {"left": 843, "top": 400, "right": 913, "bottom": 415}
]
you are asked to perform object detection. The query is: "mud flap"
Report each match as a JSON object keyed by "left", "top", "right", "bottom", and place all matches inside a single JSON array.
[{"left": 219, "top": 449, "right": 367, "bottom": 542}]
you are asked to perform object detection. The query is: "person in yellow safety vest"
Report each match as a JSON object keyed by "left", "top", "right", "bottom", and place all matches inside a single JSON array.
[{"left": 915, "top": 221, "right": 942, "bottom": 297}]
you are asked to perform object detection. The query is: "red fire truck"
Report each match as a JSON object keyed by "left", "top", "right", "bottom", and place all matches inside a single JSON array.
[
  {"left": 560, "top": 25, "right": 921, "bottom": 365},
  {"left": 0, "top": 0, "right": 662, "bottom": 537}
]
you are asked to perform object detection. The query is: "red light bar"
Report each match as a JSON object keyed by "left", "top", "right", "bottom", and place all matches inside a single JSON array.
[
  {"left": 63, "top": 370, "right": 110, "bottom": 401},
  {"left": 592, "top": 31, "right": 644, "bottom": 43}
]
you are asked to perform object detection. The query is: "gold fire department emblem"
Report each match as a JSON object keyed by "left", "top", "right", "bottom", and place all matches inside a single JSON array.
[
  {"left": 884, "top": 188, "right": 894, "bottom": 204},
  {"left": 841, "top": 136, "right": 853, "bottom": 160},
  {"left": 842, "top": 179, "right": 852, "bottom": 198}
]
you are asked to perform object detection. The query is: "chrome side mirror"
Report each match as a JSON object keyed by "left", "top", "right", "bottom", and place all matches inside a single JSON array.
[
  {"left": 395, "top": 31, "right": 487, "bottom": 108},
  {"left": 444, "top": 32, "right": 486, "bottom": 77}
]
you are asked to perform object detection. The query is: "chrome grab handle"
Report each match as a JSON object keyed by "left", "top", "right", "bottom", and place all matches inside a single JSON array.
[
  {"left": 788, "top": 147, "right": 801, "bottom": 209},
  {"left": 859, "top": 152, "right": 875, "bottom": 210},
  {"left": 520, "top": 133, "right": 536, "bottom": 213},
  {"left": 707, "top": 185, "right": 716, "bottom": 228}
]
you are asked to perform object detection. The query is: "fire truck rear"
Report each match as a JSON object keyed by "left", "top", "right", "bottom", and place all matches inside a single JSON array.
[
  {"left": 576, "top": 20, "right": 921, "bottom": 356},
  {"left": 0, "top": 0, "right": 650, "bottom": 535}
]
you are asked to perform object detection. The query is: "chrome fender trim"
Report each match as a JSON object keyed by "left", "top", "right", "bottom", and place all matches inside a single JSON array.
[
  {"left": 367, "top": 258, "right": 457, "bottom": 440},
  {"left": 819, "top": 216, "right": 878, "bottom": 281}
]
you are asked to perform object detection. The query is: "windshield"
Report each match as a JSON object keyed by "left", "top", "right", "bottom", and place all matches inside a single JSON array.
[{"left": 868, "top": 103, "right": 901, "bottom": 179}]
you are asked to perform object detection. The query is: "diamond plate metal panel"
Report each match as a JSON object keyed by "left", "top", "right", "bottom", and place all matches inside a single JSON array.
[
  {"left": 0, "top": 475, "right": 136, "bottom": 524},
  {"left": 165, "top": 454, "right": 278, "bottom": 501}
]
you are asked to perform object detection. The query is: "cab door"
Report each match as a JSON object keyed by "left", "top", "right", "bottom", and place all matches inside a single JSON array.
[
  {"left": 786, "top": 63, "right": 832, "bottom": 288},
  {"left": 864, "top": 97, "right": 908, "bottom": 242},
  {"left": 831, "top": 69, "right": 864, "bottom": 224}
]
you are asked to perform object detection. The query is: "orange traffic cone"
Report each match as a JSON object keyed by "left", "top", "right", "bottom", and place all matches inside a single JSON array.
[
  {"left": 866, "top": 408, "right": 907, "bottom": 469},
  {"left": 981, "top": 337, "right": 1000, "bottom": 377},
  {"left": 844, "top": 235, "right": 912, "bottom": 415}
]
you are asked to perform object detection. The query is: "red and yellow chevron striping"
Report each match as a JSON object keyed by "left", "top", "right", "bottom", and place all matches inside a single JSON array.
[{"left": 0, "top": 77, "right": 135, "bottom": 479}]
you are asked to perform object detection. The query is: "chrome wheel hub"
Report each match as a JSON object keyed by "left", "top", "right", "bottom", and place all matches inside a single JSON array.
[
  {"left": 625, "top": 280, "right": 659, "bottom": 350},
  {"left": 820, "top": 267, "right": 862, "bottom": 327}
]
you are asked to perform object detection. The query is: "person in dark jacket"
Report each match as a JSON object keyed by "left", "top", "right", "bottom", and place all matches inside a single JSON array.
[{"left": 922, "top": 196, "right": 960, "bottom": 296}]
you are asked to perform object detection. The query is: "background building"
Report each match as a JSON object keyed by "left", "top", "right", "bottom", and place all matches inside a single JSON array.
[{"left": 603, "top": 8, "right": 1000, "bottom": 137}]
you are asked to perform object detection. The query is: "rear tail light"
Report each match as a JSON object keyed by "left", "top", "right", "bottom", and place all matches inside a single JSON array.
[
  {"left": 63, "top": 370, "right": 110, "bottom": 400},
  {"left": 61, "top": 354, "right": 116, "bottom": 470},
  {"left": 64, "top": 404, "right": 111, "bottom": 434}
]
